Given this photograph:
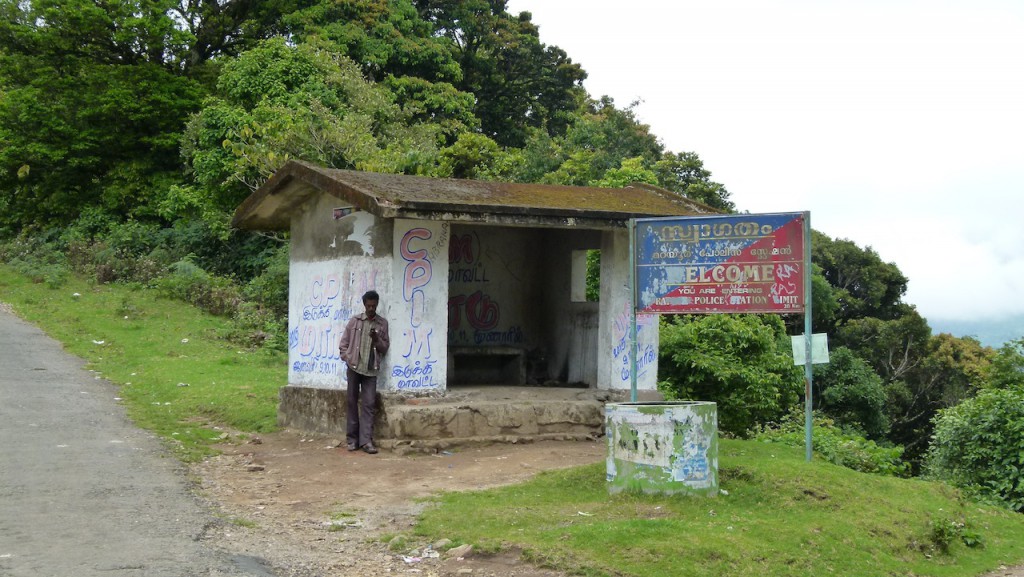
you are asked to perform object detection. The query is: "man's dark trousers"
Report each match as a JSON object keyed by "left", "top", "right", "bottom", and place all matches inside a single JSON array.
[{"left": 346, "top": 368, "right": 378, "bottom": 447}]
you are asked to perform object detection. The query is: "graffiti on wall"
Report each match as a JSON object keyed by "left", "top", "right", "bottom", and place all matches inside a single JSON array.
[
  {"left": 290, "top": 273, "right": 344, "bottom": 376},
  {"left": 289, "top": 263, "right": 381, "bottom": 386},
  {"left": 611, "top": 298, "right": 656, "bottom": 384},
  {"left": 447, "top": 231, "right": 523, "bottom": 346},
  {"left": 393, "top": 223, "right": 448, "bottom": 390}
]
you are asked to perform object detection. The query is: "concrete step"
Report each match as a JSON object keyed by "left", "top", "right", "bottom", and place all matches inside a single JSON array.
[
  {"left": 278, "top": 385, "right": 662, "bottom": 452},
  {"left": 380, "top": 397, "right": 605, "bottom": 452}
]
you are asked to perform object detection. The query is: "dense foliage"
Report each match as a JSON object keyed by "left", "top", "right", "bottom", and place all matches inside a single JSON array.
[
  {"left": 812, "top": 346, "right": 889, "bottom": 440},
  {"left": 927, "top": 387, "right": 1024, "bottom": 511}
]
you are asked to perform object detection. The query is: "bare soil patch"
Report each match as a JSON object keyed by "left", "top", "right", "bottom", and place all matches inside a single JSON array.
[{"left": 192, "top": 430, "right": 606, "bottom": 576}]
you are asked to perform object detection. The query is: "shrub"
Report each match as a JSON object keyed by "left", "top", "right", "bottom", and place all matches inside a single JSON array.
[
  {"left": 912, "top": 516, "right": 985, "bottom": 555},
  {"left": 156, "top": 257, "right": 243, "bottom": 316},
  {"left": 228, "top": 301, "right": 287, "bottom": 351},
  {"left": 243, "top": 244, "right": 289, "bottom": 317},
  {"left": 658, "top": 314, "right": 803, "bottom": 435},
  {"left": 814, "top": 346, "right": 889, "bottom": 439},
  {"left": 0, "top": 235, "right": 71, "bottom": 288},
  {"left": 755, "top": 412, "right": 909, "bottom": 476},
  {"left": 926, "top": 387, "right": 1024, "bottom": 511},
  {"left": 61, "top": 219, "right": 169, "bottom": 285}
]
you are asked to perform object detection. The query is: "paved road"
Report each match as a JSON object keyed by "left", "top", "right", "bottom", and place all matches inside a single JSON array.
[{"left": 0, "top": 308, "right": 277, "bottom": 577}]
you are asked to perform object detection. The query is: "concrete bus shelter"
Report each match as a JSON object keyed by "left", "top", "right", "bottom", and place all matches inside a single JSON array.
[{"left": 233, "top": 160, "right": 715, "bottom": 447}]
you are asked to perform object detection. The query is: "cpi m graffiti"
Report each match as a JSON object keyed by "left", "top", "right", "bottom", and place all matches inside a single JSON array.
[{"left": 399, "top": 227, "right": 439, "bottom": 389}]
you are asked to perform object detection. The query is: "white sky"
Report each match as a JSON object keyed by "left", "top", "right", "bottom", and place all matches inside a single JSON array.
[{"left": 506, "top": 0, "right": 1024, "bottom": 323}]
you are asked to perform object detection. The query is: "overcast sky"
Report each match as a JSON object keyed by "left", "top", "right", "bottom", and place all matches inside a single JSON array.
[{"left": 506, "top": 0, "right": 1024, "bottom": 324}]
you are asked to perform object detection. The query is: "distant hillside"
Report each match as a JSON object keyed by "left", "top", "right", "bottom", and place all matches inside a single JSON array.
[{"left": 928, "top": 314, "right": 1024, "bottom": 348}]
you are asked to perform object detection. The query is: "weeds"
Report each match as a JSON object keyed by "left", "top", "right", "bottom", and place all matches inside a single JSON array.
[{"left": 916, "top": 516, "right": 985, "bottom": 555}]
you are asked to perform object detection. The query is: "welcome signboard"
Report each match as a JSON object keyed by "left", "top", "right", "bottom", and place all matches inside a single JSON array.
[{"left": 634, "top": 213, "right": 807, "bottom": 315}]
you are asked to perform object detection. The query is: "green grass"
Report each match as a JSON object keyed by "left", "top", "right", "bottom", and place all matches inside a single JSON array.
[
  {"left": 415, "top": 440, "right": 1024, "bottom": 577},
  {"left": 0, "top": 267, "right": 285, "bottom": 461}
]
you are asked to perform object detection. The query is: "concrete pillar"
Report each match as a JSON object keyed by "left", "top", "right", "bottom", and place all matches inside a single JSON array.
[{"left": 597, "top": 228, "right": 659, "bottom": 392}]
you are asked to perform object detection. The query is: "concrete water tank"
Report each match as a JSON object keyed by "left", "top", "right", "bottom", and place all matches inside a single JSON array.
[{"left": 605, "top": 401, "right": 719, "bottom": 496}]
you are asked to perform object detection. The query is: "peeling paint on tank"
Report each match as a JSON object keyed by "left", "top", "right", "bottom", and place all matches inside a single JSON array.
[{"left": 606, "top": 402, "right": 718, "bottom": 496}]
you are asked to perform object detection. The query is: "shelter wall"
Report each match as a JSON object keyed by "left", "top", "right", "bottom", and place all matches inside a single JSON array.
[
  {"left": 447, "top": 226, "right": 540, "bottom": 350},
  {"left": 287, "top": 196, "right": 394, "bottom": 390},
  {"left": 284, "top": 193, "right": 657, "bottom": 393},
  {"left": 388, "top": 219, "right": 450, "bottom": 393},
  {"left": 597, "top": 229, "right": 659, "bottom": 391},
  {"left": 537, "top": 229, "right": 602, "bottom": 385}
]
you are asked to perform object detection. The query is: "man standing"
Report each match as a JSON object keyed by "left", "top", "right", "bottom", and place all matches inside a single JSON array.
[{"left": 339, "top": 290, "right": 390, "bottom": 454}]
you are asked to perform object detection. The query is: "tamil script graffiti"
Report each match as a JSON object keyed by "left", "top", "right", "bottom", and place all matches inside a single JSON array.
[
  {"left": 448, "top": 290, "right": 499, "bottom": 330},
  {"left": 290, "top": 273, "right": 344, "bottom": 376},
  {"left": 391, "top": 359, "right": 437, "bottom": 390},
  {"left": 289, "top": 265, "right": 381, "bottom": 382},
  {"left": 611, "top": 300, "right": 656, "bottom": 383}
]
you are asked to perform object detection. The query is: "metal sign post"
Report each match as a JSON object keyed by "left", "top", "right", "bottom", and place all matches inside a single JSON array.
[{"left": 802, "top": 211, "right": 813, "bottom": 462}]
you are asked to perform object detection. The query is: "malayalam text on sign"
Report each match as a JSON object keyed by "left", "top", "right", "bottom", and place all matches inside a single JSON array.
[{"left": 635, "top": 213, "right": 806, "bottom": 314}]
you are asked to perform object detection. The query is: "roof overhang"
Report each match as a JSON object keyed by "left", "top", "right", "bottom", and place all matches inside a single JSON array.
[{"left": 233, "top": 160, "right": 718, "bottom": 231}]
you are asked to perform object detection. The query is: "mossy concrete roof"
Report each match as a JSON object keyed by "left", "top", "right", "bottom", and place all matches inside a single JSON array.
[{"left": 233, "top": 160, "right": 718, "bottom": 231}]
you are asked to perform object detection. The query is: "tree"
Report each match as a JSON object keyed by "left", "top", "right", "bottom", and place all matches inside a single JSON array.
[
  {"left": 812, "top": 231, "right": 909, "bottom": 328},
  {"left": 175, "top": 0, "right": 324, "bottom": 72},
  {"left": 835, "top": 312, "right": 932, "bottom": 385},
  {"left": 813, "top": 346, "right": 889, "bottom": 439},
  {"left": 989, "top": 338, "right": 1024, "bottom": 390},
  {"left": 0, "top": 0, "right": 204, "bottom": 230},
  {"left": 589, "top": 157, "right": 658, "bottom": 188},
  {"left": 914, "top": 334, "right": 992, "bottom": 406},
  {"left": 533, "top": 98, "right": 663, "bottom": 186},
  {"left": 416, "top": 0, "right": 586, "bottom": 147},
  {"left": 653, "top": 151, "right": 734, "bottom": 212},
  {"left": 658, "top": 314, "right": 803, "bottom": 435},
  {"left": 179, "top": 38, "right": 443, "bottom": 223},
  {"left": 284, "top": 0, "right": 461, "bottom": 82},
  {"left": 844, "top": 320, "right": 996, "bottom": 468},
  {"left": 436, "top": 132, "right": 503, "bottom": 179},
  {"left": 383, "top": 75, "right": 479, "bottom": 142},
  {"left": 809, "top": 263, "right": 840, "bottom": 333}
]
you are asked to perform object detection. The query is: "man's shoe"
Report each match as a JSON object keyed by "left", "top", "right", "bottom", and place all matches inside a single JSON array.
[
  {"left": 362, "top": 444, "right": 379, "bottom": 454},
  {"left": 346, "top": 442, "right": 358, "bottom": 451}
]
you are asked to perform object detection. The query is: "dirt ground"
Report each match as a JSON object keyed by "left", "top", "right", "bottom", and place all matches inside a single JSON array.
[
  {"left": 192, "top": 431, "right": 607, "bottom": 577},
  {"left": 192, "top": 431, "right": 1024, "bottom": 577}
]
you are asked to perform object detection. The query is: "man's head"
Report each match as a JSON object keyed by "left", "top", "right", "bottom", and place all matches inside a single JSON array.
[{"left": 362, "top": 290, "right": 380, "bottom": 318}]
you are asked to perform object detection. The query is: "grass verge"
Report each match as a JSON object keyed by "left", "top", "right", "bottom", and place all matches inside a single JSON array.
[
  {"left": 415, "top": 439, "right": 1024, "bottom": 577},
  {"left": 0, "top": 267, "right": 284, "bottom": 461}
]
